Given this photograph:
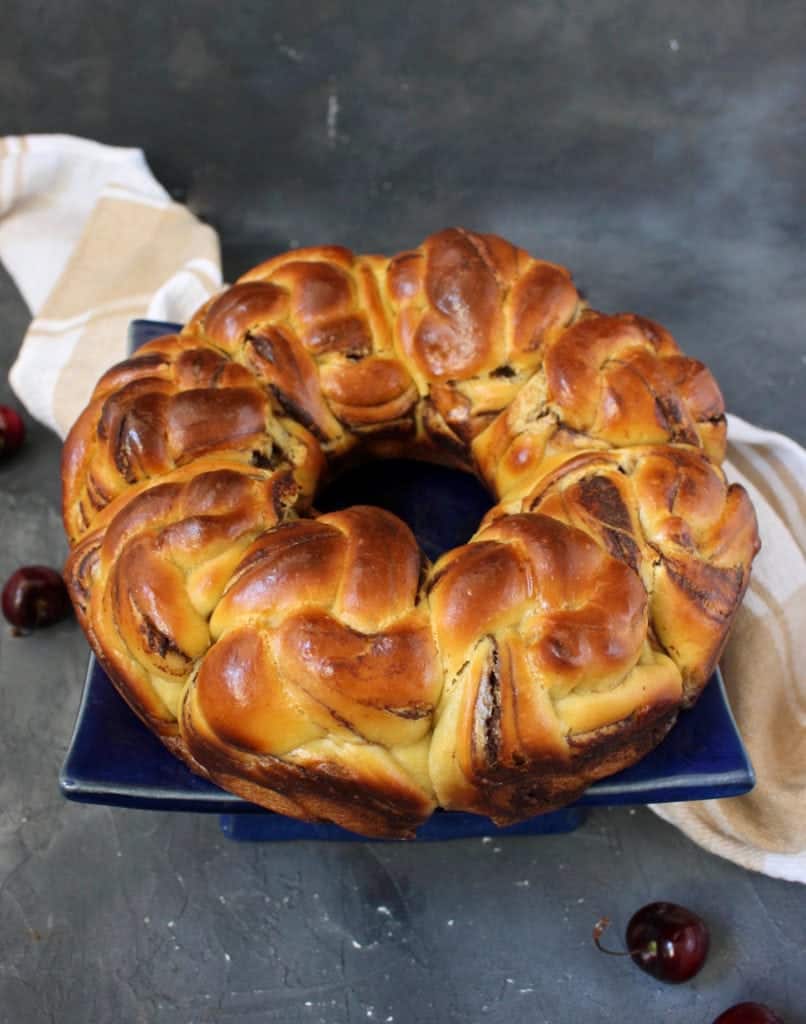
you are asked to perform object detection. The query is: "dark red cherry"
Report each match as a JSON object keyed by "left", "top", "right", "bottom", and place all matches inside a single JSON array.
[
  {"left": 2, "top": 566, "right": 72, "bottom": 631},
  {"left": 594, "top": 901, "right": 709, "bottom": 984},
  {"left": 625, "top": 902, "right": 709, "bottom": 983},
  {"left": 0, "top": 405, "right": 25, "bottom": 459},
  {"left": 713, "top": 1004, "right": 785, "bottom": 1024}
]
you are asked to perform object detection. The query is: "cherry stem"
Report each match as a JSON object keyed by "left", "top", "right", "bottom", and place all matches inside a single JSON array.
[{"left": 592, "top": 917, "right": 631, "bottom": 957}]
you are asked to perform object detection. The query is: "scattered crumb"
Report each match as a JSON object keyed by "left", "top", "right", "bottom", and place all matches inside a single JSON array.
[
  {"left": 351, "top": 939, "right": 363, "bottom": 949},
  {"left": 143, "top": 916, "right": 150, "bottom": 925},
  {"left": 519, "top": 987, "right": 534, "bottom": 994},
  {"left": 224, "top": 952, "right": 231, "bottom": 962},
  {"left": 377, "top": 905, "right": 392, "bottom": 916},
  {"left": 515, "top": 880, "right": 530, "bottom": 887},
  {"left": 279, "top": 44, "right": 302, "bottom": 61},
  {"left": 327, "top": 93, "right": 340, "bottom": 146},
  {"left": 669, "top": 38, "right": 680, "bottom": 51},
  {"left": 167, "top": 921, "right": 175, "bottom": 929},
  {"left": 577, "top": 898, "right": 585, "bottom": 904},
  {"left": 446, "top": 919, "right": 454, "bottom": 927},
  {"left": 481, "top": 837, "right": 492, "bottom": 844},
  {"left": 506, "top": 978, "right": 514, "bottom": 984},
  {"left": 493, "top": 846, "right": 502, "bottom": 853},
  {"left": 305, "top": 1001, "right": 313, "bottom": 1008}
]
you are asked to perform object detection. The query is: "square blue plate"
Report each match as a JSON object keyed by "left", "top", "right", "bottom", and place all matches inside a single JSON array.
[{"left": 58, "top": 320, "right": 755, "bottom": 840}]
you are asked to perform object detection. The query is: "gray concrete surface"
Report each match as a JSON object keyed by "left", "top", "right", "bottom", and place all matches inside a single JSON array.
[{"left": 1, "top": 2, "right": 804, "bottom": 1022}]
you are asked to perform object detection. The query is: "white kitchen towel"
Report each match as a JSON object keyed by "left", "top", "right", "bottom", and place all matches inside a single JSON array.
[
  {"left": 651, "top": 417, "right": 806, "bottom": 885},
  {"left": 1, "top": 134, "right": 804, "bottom": 883},
  {"left": 0, "top": 134, "right": 221, "bottom": 435}
]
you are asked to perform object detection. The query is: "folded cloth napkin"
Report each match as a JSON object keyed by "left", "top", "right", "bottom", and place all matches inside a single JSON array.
[
  {"left": 0, "top": 134, "right": 221, "bottom": 435},
  {"left": 652, "top": 418, "right": 806, "bottom": 884},
  {"left": 2, "top": 135, "right": 804, "bottom": 882}
]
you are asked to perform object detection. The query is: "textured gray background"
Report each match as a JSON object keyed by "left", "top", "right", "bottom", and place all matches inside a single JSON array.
[{"left": 1, "top": 2, "right": 805, "bottom": 1022}]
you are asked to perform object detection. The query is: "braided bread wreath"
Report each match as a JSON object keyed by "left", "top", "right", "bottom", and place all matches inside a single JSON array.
[{"left": 61, "top": 228, "right": 761, "bottom": 839}]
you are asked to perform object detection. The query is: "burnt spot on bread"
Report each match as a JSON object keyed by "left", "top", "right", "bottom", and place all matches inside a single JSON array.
[{"left": 491, "top": 364, "right": 517, "bottom": 379}]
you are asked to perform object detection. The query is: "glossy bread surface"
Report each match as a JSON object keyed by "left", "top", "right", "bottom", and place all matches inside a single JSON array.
[{"left": 61, "top": 229, "right": 760, "bottom": 838}]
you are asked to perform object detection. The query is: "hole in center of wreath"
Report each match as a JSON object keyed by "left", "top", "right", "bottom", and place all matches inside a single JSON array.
[{"left": 315, "top": 459, "right": 494, "bottom": 561}]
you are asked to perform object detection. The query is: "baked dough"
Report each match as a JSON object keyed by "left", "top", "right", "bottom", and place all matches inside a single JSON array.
[{"left": 62, "top": 228, "right": 759, "bottom": 837}]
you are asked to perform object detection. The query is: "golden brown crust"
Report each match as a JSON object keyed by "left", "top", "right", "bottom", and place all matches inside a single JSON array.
[
  {"left": 61, "top": 333, "right": 324, "bottom": 543},
  {"left": 61, "top": 228, "right": 760, "bottom": 837},
  {"left": 485, "top": 445, "right": 760, "bottom": 701},
  {"left": 426, "top": 513, "right": 683, "bottom": 820},
  {"left": 64, "top": 461, "right": 301, "bottom": 732},
  {"left": 387, "top": 228, "right": 582, "bottom": 449},
  {"left": 472, "top": 310, "right": 727, "bottom": 501},
  {"left": 180, "top": 506, "right": 440, "bottom": 837}
]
